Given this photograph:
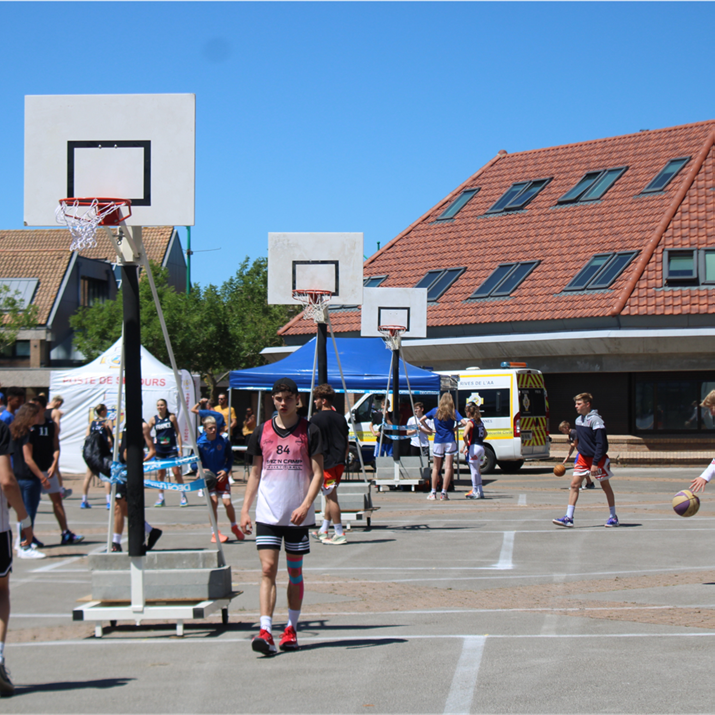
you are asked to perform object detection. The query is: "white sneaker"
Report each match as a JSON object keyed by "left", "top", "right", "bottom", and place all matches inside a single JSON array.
[
  {"left": 228, "top": 476, "right": 236, "bottom": 485},
  {"left": 197, "top": 489, "right": 204, "bottom": 498},
  {"left": 17, "top": 545, "right": 46, "bottom": 559}
]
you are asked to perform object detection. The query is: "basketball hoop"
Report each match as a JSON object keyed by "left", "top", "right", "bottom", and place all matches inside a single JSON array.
[
  {"left": 378, "top": 324, "right": 406, "bottom": 351},
  {"left": 292, "top": 289, "right": 332, "bottom": 324},
  {"left": 56, "top": 198, "right": 132, "bottom": 251}
]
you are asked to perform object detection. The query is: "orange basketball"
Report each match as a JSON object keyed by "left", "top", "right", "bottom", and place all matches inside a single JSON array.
[{"left": 553, "top": 464, "right": 566, "bottom": 477}]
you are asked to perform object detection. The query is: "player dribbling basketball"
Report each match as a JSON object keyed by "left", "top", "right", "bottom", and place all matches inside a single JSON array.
[{"left": 552, "top": 392, "right": 619, "bottom": 528}]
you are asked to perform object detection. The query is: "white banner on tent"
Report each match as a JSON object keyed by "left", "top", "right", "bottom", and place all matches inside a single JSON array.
[{"left": 50, "top": 339, "right": 197, "bottom": 474}]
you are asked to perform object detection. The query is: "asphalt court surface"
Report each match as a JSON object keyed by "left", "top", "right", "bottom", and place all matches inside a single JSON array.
[{"left": 5, "top": 465, "right": 715, "bottom": 713}]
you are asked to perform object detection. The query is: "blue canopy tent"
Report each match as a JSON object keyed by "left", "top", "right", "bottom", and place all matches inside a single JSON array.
[{"left": 229, "top": 337, "right": 440, "bottom": 394}]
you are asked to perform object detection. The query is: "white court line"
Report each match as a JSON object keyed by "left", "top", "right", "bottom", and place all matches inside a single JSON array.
[
  {"left": 443, "top": 636, "right": 486, "bottom": 714},
  {"left": 9, "top": 632, "right": 715, "bottom": 649},
  {"left": 30, "top": 543, "right": 108, "bottom": 573},
  {"left": 494, "top": 531, "right": 514, "bottom": 570},
  {"left": 517, "top": 494, "right": 526, "bottom": 506}
]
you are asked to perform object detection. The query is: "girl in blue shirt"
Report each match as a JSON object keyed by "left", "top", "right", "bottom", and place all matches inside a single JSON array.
[{"left": 421, "top": 393, "right": 464, "bottom": 501}]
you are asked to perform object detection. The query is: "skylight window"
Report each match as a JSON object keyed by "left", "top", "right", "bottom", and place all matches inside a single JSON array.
[
  {"left": 363, "top": 275, "right": 387, "bottom": 288},
  {"left": 642, "top": 157, "right": 690, "bottom": 193},
  {"left": 470, "top": 261, "right": 539, "bottom": 299},
  {"left": 415, "top": 267, "right": 465, "bottom": 301},
  {"left": 487, "top": 179, "right": 551, "bottom": 213},
  {"left": 565, "top": 251, "right": 638, "bottom": 291},
  {"left": 663, "top": 248, "right": 715, "bottom": 287},
  {"left": 436, "top": 188, "right": 480, "bottom": 220},
  {"left": 558, "top": 167, "right": 627, "bottom": 204}
]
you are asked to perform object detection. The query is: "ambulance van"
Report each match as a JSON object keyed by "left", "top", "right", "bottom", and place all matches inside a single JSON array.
[{"left": 346, "top": 364, "right": 550, "bottom": 474}]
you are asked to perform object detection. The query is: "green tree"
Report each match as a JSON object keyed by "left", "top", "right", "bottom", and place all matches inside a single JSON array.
[
  {"left": 69, "top": 258, "right": 296, "bottom": 397},
  {"left": 0, "top": 284, "right": 39, "bottom": 354}
]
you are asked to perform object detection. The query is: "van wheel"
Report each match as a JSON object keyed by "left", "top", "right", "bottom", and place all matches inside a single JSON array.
[
  {"left": 498, "top": 460, "right": 524, "bottom": 474},
  {"left": 481, "top": 446, "right": 497, "bottom": 474}
]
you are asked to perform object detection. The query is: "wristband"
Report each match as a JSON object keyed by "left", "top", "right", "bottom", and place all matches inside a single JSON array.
[{"left": 19, "top": 515, "right": 32, "bottom": 530}]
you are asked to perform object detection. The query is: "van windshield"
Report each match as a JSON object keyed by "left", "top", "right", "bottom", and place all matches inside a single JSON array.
[
  {"left": 519, "top": 388, "right": 546, "bottom": 416},
  {"left": 458, "top": 389, "right": 511, "bottom": 418}
]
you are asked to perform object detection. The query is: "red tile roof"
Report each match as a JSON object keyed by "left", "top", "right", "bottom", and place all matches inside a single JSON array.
[
  {"left": 281, "top": 120, "right": 715, "bottom": 337},
  {"left": 0, "top": 227, "right": 175, "bottom": 325}
]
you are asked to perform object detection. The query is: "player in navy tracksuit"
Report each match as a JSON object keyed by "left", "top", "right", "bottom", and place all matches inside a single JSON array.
[{"left": 553, "top": 392, "right": 619, "bottom": 528}]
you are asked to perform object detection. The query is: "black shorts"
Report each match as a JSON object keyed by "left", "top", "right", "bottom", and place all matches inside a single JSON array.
[
  {"left": 155, "top": 450, "right": 179, "bottom": 461},
  {"left": 0, "top": 530, "right": 13, "bottom": 578},
  {"left": 255, "top": 522, "right": 312, "bottom": 555}
]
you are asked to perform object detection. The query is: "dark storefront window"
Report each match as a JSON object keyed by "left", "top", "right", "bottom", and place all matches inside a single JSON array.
[{"left": 635, "top": 376, "right": 715, "bottom": 433}]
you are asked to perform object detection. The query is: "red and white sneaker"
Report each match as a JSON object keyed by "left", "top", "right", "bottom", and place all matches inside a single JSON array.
[
  {"left": 251, "top": 629, "right": 277, "bottom": 655},
  {"left": 279, "top": 624, "right": 299, "bottom": 651}
]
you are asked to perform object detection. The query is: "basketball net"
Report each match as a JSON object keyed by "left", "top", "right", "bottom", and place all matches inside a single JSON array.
[
  {"left": 56, "top": 198, "right": 131, "bottom": 252},
  {"left": 293, "top": 289, "right": 331, "bottom": 324},
  {"left": 378, "top": 324, "right": 406, "bottom": 351}
]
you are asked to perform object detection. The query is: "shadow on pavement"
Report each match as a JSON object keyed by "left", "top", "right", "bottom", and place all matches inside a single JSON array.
[
  {"left": 15, "top": 677, "right": 134, "bottom": 695},
  {"left": 299, "top": 637, "right": 407, "bottom": 651}
]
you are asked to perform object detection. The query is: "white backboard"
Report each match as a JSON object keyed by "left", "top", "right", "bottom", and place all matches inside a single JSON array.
[
  {"left": 267, "top": 232, "right": 364, "bottom": 306},
  {"left": 24, "top": 94, "right": 195, "bottom": 226},
  {"left": 361, "top": 287, "right": 428, "bottom": 338}
]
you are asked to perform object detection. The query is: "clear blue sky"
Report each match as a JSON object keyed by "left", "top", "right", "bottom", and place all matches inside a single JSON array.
[{"left": 2, "top": 2, "right": 713, "bottom": 288}]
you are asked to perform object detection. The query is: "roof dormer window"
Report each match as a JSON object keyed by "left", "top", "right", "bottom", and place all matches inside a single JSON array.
[
  {"left": 558, "top": 167, "right": 627, "bottom": 204},
  {"left": 642, "top": 157, "right": 690, "bottom": 193},
  {"left": 415, "top": 267, "right": 465, "bottom": 301},
  {"left": 436, "top": 188, "right": 480, "bottom": 220},
  {"left": 487, "top": 179, "right": 551, "bottom": 213}
]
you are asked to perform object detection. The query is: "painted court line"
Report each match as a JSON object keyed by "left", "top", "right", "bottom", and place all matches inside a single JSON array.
[
  {"left": 494, "top": 531, "right": 515, "bottom": 570},
  {"left": 30, "top": 543, "right": 107, "bottom": 573},
  {"left": 9, "top": 632, "right": 715, "bottom": 649},
  {"left": 517, "top": 494, "right": 527, "bottom": 506},
  {"left": 443, "top": 636, "right": 486, "bottom": 714}
]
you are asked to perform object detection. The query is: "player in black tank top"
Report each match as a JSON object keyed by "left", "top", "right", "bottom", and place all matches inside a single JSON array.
[
  {"left": 147, "top": 399, "right": 186, "bottom": 507},
  {"left": 29, "top": 398, "right": 83, "bottom": 545}
]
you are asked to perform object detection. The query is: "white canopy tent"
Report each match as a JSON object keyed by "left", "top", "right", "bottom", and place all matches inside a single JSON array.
[{"left": 50, "top": 339, "right": 198, "bottom": 474}]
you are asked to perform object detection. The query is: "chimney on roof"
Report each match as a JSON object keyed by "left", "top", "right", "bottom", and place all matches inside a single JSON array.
[{"left": 498, "top": 150, "right": 508, "bottom": 155}]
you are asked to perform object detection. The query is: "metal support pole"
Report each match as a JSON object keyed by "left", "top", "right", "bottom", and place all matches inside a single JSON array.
[
  {"left": 121, "top": 262, "right": 145, "bottom": 559},
  {"left": 392, "top": 347, "right": 400, "bottom": 479},
  {"left": 317, "top": 322, "right": 328, "bottom": 386},
  {"left": 185, "top": 226, "right": 192, "bottom": 295}
]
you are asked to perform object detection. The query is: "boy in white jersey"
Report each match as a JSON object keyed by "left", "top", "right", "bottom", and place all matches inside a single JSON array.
[
  {"left": 690, "top": 391, "right": 715, "bottom": 495},
  {"left": 0, "top": 418, "right": 36, "bottom": 695},
  {"left": 241, "top": 378, "right": 324, "bottom": 655}
]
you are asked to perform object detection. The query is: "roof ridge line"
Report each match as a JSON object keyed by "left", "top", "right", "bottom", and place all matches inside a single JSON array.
[
  {"left": 503, "top": 119, "right": 715, "bottom": 160},
  {"left": 609, "top": 128, "right": 715, "bottom": 317},
  {"left": 278, "top": 152, "right": 508, "bottom": 336},
  {"left": 363, "top": 151, "right": 508, "bottom": 269}
]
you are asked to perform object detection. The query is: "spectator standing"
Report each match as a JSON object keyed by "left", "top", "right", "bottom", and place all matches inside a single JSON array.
[
  {"left": 310, "top": 384, "right": 349, "bottom": 545},
  {"left": 0, "top": 388, "right": 25, "bottom": 426},
  {"left": 406, "top": 402, "right": 430, "bottom": 458},
  {"left": 370, "top": 395, "right": 393, "bottom": 457},
  {"left": 0, "top": 417, "right": 39, "bottom": 696},
  {"left": 242, "top": 408, "right": 256, "bottom": 439},
  {"left": 191, "top": 399, "right": 226, "bottom": 435},
  {"left": 421, "top": 393, "right": 464, "bottom": 501},
  {"left": 197, "top": 415, "right": 243, "bottom": 543},
  {"left": 81, "top": 404, "right": 114, "bottom": 509},
  {"left": 462, "top": 403, "right": 487, "bottom": 499},
  {"left": 214, "top": 393, "right": 237, "bottom": 437},
  {"left": 147, "top": 399, "right": 186, "bottom": 508},
  {"left": 29, "top": 397, "right": 82, "bottom": 545}
]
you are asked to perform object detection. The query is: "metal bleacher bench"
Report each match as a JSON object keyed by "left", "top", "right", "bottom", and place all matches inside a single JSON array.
[
  {"left": 316, "top": 480, "right": 379, "bottom": 529},
  {"left": 373, "top": 456, "right": 431, "bottom": 492}
]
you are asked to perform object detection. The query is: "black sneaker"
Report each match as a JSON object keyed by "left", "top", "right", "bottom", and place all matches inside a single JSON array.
[
  {"left": 32, "top": 536, "right": 44, "bottom": 548},
  {"left": 0, "top": 661, "right": 15, "bottom": 696},
  {"left": 61, "top": 531, "right": 84, "bottom": 545},
  {"left": 111, "top": 542, "right": 122, "bottom": 553},
  {"left": 146, "top": 528, "right": 162, "bottom": 551}
]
